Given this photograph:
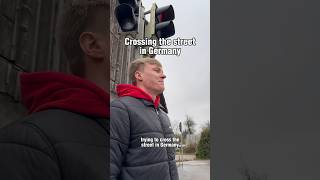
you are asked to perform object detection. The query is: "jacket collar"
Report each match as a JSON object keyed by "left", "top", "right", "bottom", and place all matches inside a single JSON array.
[
  {"left": 141, "top": 99, "right": 165, "bottom": 111},
  {"left": 116, "top": 84, "right": 161, "bottom": 109}
]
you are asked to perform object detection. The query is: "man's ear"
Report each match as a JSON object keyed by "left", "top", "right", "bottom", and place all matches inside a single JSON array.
[
  {"left": 135, "top": 71, "right": 143, "bottom": 81},
  {"left": 79, "top": 32, "right": 105, "bottom": 59}
]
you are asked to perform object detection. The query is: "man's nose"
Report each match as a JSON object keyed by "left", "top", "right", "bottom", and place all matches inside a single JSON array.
[{"left": 161, "top": 74, "right": 166, "bottom": 79}]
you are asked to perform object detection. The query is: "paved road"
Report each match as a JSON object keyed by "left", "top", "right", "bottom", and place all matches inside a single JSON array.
[{"left": 177, "top": 160, "right": 210, "bottom": 180}]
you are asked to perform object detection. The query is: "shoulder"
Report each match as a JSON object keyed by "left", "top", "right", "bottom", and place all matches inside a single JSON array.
[
  {"left": 30, "top": 109, "right": 107, "bottom": 144},
  {"left": 111, "top": 96, "right": 143, "bottom": 110},
  {"left": 23, "top": 109, "right": 99, "bottom": 131},
  {"left": 0, "top": 109, "right": 107, "bottom": 150},
  {"left": 0, "top": 112, "right": 58, "bottom": 159},
  {"left": 0, "top": 118, "right": 61, "bottom": 179}
]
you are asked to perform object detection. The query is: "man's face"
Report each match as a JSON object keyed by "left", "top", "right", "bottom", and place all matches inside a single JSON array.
[{"left": 139, "top": 63, "right": 166, "bottom": 95}]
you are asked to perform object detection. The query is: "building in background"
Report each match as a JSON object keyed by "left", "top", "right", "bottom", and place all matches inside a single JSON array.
[{"left": 0, "top": 0, "right": 68, "bottom": 127}]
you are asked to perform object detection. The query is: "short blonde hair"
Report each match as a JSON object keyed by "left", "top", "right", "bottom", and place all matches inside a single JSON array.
[{"left": 129, "top": 58, "right": 162, "bottom": 82}]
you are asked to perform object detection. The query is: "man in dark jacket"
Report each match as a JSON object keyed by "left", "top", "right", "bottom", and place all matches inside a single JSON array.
[
  {"left": 110, "top": 58, "right": 179, "bottom": 180},
  {"left": 0, "top": 1, "right": 109, "bottom": 179}
]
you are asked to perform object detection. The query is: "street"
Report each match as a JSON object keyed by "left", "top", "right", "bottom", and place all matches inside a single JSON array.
[{"left": 177, "top": 160, "right": 210, "bottom": 180}]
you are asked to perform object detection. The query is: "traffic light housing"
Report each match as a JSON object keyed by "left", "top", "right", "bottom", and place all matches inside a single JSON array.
[
  {"left": 145, "top": 3, "right": 175, "bottom": 39},
  {"left": 155, "top": 5, "right": 175, "bottom": 38},
  {"left": 115, "top": 0, "right": 139, "bottom": 32}
]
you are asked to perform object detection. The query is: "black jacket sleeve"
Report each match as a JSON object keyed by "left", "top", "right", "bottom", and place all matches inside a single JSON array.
[
  {"left": 110, "top": 100, "right": 130, "bottom": 180},
  {"left": 0, "top": 122, "right": 61, "bottom": 180}
]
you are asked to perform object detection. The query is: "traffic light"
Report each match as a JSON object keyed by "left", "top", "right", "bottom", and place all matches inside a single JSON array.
[
  {"left": 145, "top": 3, "right": 175, "bottom": 39},
  {"left": 155, "top": 5, "right": 175, "bottom": 38},
  {"left": 115, "top": 0, "right": 139, "bottom": 32}
]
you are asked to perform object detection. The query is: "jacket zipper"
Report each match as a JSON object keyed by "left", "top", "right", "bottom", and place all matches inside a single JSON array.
[
  {"left": 155, "top": 107, "right": 174, "bottom": 180},
  {"left": 155, "top": 108, "right": 163, "bottom": 132}
]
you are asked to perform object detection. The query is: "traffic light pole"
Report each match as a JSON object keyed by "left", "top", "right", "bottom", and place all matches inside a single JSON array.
[
  {"left": 134, "top": 0, "right": 146, "bottom": 59},
  {"left": 144, "top": 3, "right": 157, "bottom": 39}
]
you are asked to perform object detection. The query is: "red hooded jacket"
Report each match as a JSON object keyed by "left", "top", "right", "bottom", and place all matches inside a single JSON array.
[
  {"left": 116, "top": 84, "right": 160, "bottom": 108},
  {"left": 20, "top": 72, "right": 109, "bottom": 118}
]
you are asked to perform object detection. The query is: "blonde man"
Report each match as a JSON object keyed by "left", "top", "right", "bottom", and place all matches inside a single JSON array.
[{"left": 111, "top": 58, "right": 179, "bottom": 180}]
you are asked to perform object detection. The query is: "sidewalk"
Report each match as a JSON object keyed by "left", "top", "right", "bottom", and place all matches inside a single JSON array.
[
  {"left": 177, "top": 160, "right": 210, "bottom": 180},
  {"left": 175, "top": 154, "right": 196, "bottom": 162}
]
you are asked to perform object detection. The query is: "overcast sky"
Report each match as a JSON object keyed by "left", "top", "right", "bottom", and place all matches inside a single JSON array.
[{"left": 142, "top": 0, "right": 210, "bottom": 134}]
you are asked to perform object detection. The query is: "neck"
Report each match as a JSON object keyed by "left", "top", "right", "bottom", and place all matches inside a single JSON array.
[
  {"left": 84, "top": 58, "right": 109, "bottom": 93},
  {"left": 136, "top": 84, "right": 157, "bottom": 102}
]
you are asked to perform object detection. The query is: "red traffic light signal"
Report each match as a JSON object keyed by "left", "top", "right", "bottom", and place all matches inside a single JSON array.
[
  {"left": 144, "top": 3, "right": 176, "bottom": 39},
  {"left": 156, "top": 5, "right": 175, "bottom": 22},
  {"left": 155, "top": 5, "right": 175, "bottom": 38}
]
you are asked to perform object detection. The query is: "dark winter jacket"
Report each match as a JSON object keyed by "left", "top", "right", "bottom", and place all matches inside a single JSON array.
[
  {"left": 110, "top": 84, "right": 179, "bottom": 180},
  {"left": 0, "top": 72, "right": 109, "bottom": 180}
]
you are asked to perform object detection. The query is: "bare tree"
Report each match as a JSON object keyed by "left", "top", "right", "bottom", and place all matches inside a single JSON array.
[
  {"left": 184, "top": 115, "right": 195, "bottom": 135},
  {"left": 181, "top": 115, "right": 196, "bottom": 145}
]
